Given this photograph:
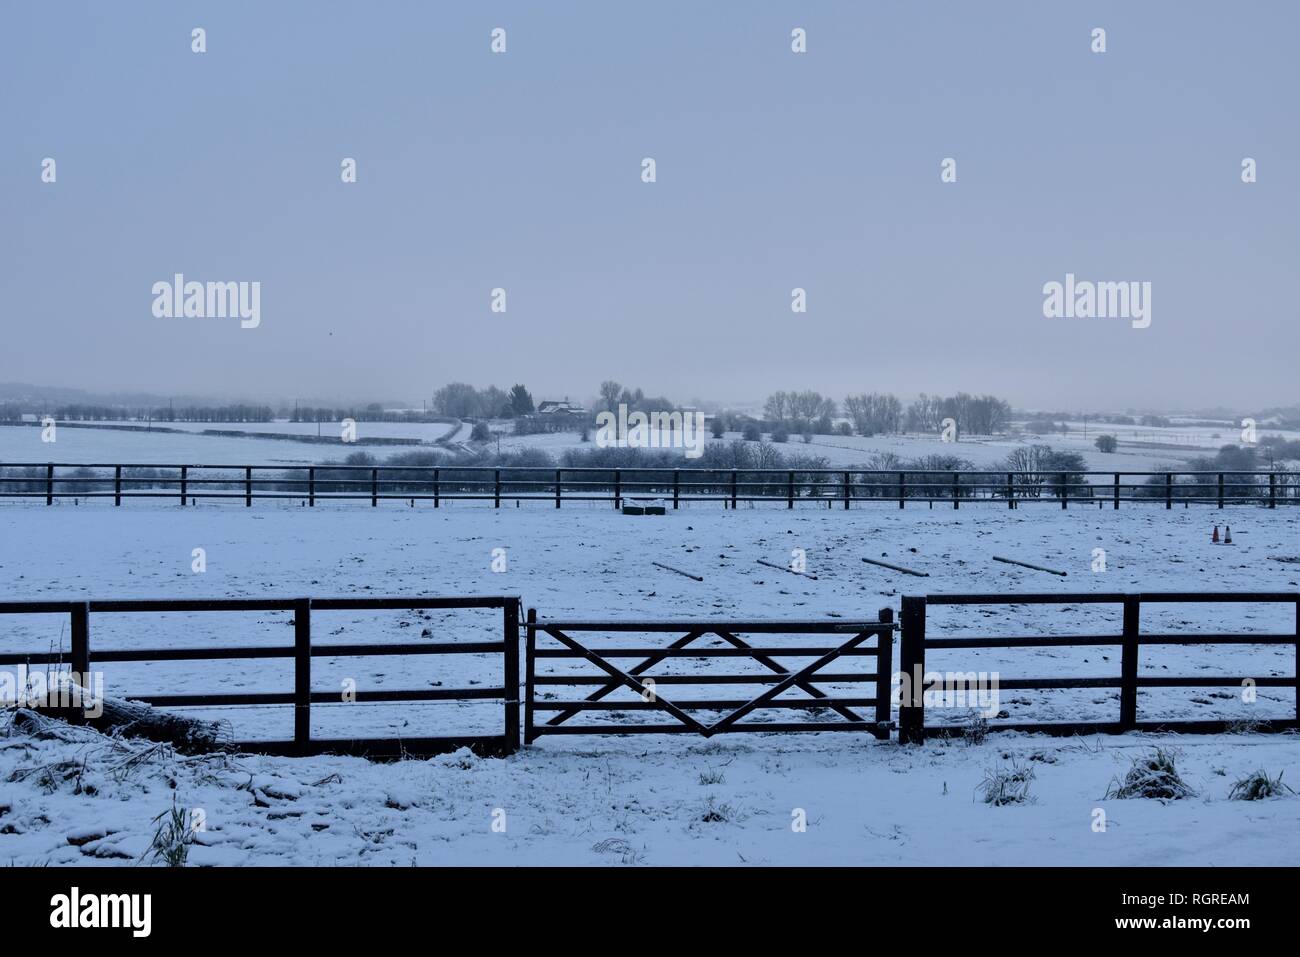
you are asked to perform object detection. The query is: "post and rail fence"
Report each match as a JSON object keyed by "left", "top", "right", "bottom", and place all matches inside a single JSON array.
[
  {"left": 1, "top": 463, "right": 1297, "bottom": 509},
  {"left": 1, "top": 592, "right": 1293, "bottom": 755},
  {"left": 897, "top": 592, "right": 1300, "bottom": 743},
  {"left": 0, "top": 596, "right": 521, "bottom": 758}
]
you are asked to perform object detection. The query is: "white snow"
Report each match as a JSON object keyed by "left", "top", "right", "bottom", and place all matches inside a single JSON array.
[
  {"left": 1, "top": 500, "right": 1296, "bottom": 866},
  {"left": 1, "top": 716, "right": 1296, "bottom": 866}
]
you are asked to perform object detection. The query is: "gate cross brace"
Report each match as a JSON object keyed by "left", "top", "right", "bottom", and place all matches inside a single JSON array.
[
  {"left": 545, "top": 629, "right": 704, "bottom": 727},
  {"left": 706, "top": 629, "right": 877, "bottom": 734},
  {"left": 543, "top": 628, "right": 708, "bottom": 734},
  {"left": 712, "top": 630, "right": 867, "bottom": 725},
  {"left": 545, "top": 628, "right": 873, "bottom": 729}
]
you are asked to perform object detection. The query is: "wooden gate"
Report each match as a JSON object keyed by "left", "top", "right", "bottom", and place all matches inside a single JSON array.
[{"left": 523, "top": 609, "right": 894, "bottom": 742}]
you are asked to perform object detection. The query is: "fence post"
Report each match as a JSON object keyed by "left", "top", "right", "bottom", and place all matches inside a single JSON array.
[
  {"left": 1006, "top": 471, "right": 1013, "bottom": 509},
  {"left": 524, "top": 607, "right": 537, "bottom": 745},
  {"left": 875, "top": 607, "right": 894, "bottom": 738},
  {"left": 494, "top": 469, "right": 501, "bottom": 508},
  {"left": 1165, "top": 473, "right": 1172, "bottom": 509},
  {"left": 308, "top": 467, "right": 315, "bottom": 507},
  {"left": 180, "top": 466, "right": 187, "bottom": 505},
  {"left": 788, "top": 470, "right": 795, "bottom": 510},
  {"left": 614, "top": 469, "right": 621, "bottom": 509},
  {"left": 371, "top": 468, "right": 379, "bottom": 507},
  {"left": 433, "top": 468, "right": 439, "bottom": 508},
  {"left": 69, "top": 602, "right": 90, "bottom": 725},
  {"left": 843, "top": 471, "right": 851, "bottom": 510},
  {"left": 1269, "top": 472, "right": 1277, "bottom": 509},
  {"left": 1218, "top": 472, "right": 1224, "bottom": 509},
  {"left": 952, "top": 472, "right": 959, "bottom": 509},
  {"left": 730, "top": 470, "right": 738, "bottom": 510},
  {"left": 1060, "top": 472, "right": 1068, "bottom": 509},
  {"left": 46, "top": 464, "right": 53, "bottom": 505},
  {"left": 114, "top": 465, "right": 122, "bottom": 506},
  {"left": 555, "top": 469, "right": 562, "bottom": 509},
  {"left": 673, "top": 469, "right": 681, "bottom": 509},
  {"left": 898, "top": 596, "right": 926, "bottom": 744},
  {"left": 502, "top": 600, "right": 520, "bottom": 755},
  {"left": 1114, "top": 473, "right": 1120, "bottom": 510},
  {"left": 245, "top": 467, "right": 253, "bottom": 507},
  {"left": 1120, "top": 596, "right": 1140, "bottom": 731},
  {"left": 899, "top": 471, "right": 905, "bottom": 509},
  {"left": 294, "top": 598, "right": 311, "bottom": 753}
]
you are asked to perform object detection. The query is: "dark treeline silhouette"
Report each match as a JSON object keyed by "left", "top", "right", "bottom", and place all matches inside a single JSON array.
[{"left": 753, "top": 390, "right": 1013, "bottom": 438}]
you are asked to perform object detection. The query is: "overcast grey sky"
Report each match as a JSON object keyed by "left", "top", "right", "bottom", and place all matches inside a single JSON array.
[{"left": 2, "top": 1, "right": 1297, "bottom": 410}]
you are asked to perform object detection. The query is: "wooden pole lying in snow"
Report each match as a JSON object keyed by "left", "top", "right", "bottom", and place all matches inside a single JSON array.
[
  {"left": 33, "top": 689, "right": 225, "bottom": 754},
  {"left": 756, "top": 558, "right": 819, "bottom": 580},
  {"left": 993, "top": 555, "right": 1068, "bottom": 576},
  {"left": 651, "top": 561, "right": 704, "bottom": 582},
  {"left": 861, "top": 557, "right": 929, "bottom": 577}
]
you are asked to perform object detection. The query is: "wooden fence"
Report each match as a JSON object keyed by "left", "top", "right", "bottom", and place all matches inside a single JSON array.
[
  {"left": 2, "top": 463, "right": 1297, "bottom": 508},
  {"left": 3, "top": 592, "right": 1294, "bottom": 754},
  {"left": 897, "top": 592, "right": 1300, "bottom": 743},
  {"left": 0, "top": 596, "right": 520, "bottom": 758}
]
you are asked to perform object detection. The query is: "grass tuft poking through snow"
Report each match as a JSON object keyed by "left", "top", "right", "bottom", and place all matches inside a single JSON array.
[
  {"left": 141, "top": 799, "right": 194, "bottom": 867},
  {"left": 978, "top": 759, "right": 1035, "bottom": 806},
  {"left": 962, "top": 715, "right": 991, "bottom": 747},
  {"left": 1228, "top": 769, "right": 1294, "bottom": 801},
  {"left": 1106, "top": 747, "right": 1197, "bottom": 801}
]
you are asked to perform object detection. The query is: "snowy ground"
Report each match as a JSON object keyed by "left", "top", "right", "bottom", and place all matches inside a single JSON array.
[
  {"left": 1, "top": 502, "right": 1296, "bottom": 741},
  {"left": 0, "top": 501, "right": 1296, "bottom": 866},
  {"left": 1, "top": 715, "right": 1296, "bottom": 866}
]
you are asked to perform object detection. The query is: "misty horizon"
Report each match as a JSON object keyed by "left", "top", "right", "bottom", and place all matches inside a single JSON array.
[{"left": 4, "top": 2, "right": 1297, "bottom": 410}]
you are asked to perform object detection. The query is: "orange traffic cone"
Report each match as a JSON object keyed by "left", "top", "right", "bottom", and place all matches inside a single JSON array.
[
  {"left": 1212, "top": 525, "right": 1220, "bottom": 543},
  {"left": 1224, "top": 526, "right": 1234, "bottom": 545}
]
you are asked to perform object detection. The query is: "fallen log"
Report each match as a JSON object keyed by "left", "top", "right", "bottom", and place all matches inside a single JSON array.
[
  {"left": 861, "top": 557, "right": 929, "bottom": 577},
  {"left": 32, "top": 683, "right": 226, "bottom": 754},
  {"left": 992, "top": 555, "right": 1068, "bottom": 577}
]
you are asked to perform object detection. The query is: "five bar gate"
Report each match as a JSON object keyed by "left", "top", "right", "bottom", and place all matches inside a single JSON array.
[{"left": 523, "top": 609, "right": 895, "bottom": 742}]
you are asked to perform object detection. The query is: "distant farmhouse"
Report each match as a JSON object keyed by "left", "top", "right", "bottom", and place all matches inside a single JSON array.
[
  {"left": 515, "top": 398, "right": 588, "bottom": 435},
  {"left": 536, "top": 400, "right": 587, "bottom": 416}
]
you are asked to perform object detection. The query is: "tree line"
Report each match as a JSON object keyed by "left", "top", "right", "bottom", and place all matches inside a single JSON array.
[{"left": 759, "top": 390, "right": 1011, "bottom": 437}]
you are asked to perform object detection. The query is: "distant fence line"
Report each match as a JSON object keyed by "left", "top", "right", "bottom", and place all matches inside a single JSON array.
[{"left": 0, "top": 463, "right": 1297, "bottom": 509}]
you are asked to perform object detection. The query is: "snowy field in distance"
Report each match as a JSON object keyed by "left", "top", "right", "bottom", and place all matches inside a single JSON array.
[{"left": 11, "top": 419, "right": 1293, "bottom": 471}]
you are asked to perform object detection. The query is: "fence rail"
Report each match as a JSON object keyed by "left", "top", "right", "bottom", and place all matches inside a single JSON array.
[
  {"left": 0, "top": 596, "right": 521, "bottom": 758},
  {"left": 2, "top": 463, "right": 1297, "bottom": 509},
  {"left": 897, "top": 592, "right": 1300, "bottom": 743}
]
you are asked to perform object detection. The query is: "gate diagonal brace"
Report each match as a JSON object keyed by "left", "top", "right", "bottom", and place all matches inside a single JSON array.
[
  {"left": 705, "top": 629, "right": 876, "bottom": 735},
  {"left": 712, "top": 630, "right": 867, "bottom": 725},
  {"left": 545, "top": 629, "right": 705, "bottom": 727},
  {"left": 543, "top": 628, "right": 708, "bottom": 734}
]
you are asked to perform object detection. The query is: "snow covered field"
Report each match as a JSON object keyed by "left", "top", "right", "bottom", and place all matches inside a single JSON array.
[
  {"left": 1, "top": 502, "right": 1295, "bottom": 737},
  {"left": 2, "top": 719, "right": 1296, "bottom": 866},
  {"left": 11, "top": 419, "right": 1280, "bottom": 472},
  {"left": 1, "top": 501, "right": 1296, "bottom": 867}
]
